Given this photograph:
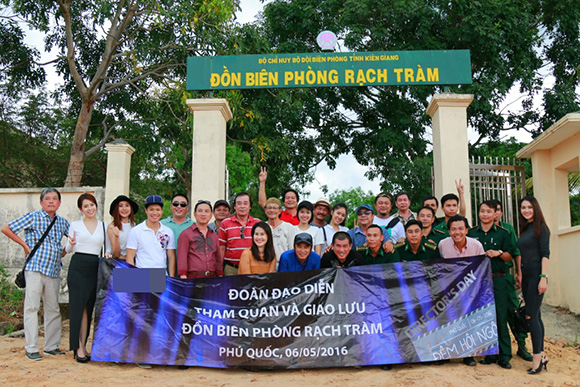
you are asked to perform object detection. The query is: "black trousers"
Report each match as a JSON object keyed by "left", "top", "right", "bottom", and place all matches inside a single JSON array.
[{"left": 521, "top": 271, "right": 545, "bottom": 354}]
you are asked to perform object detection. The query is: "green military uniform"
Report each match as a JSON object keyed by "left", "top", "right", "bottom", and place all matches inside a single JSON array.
[
  {"left": 468, "top": 223, "right": 518, "bottom": 363},
  {"left": 395, "top": 240, "right": 440, "bottom": 262},
  {"left": 499, "top": 221, "right": 530, "bottom": 358},
  {"left": 433, "top": 220, "right": 450, "bottom": 237},
  {"left": 423, "top": 227, "right": 447, "bottom": 244},
  {"left": 357, "top": 245, "right": 400, "bottom": 265},
  {"left": 433, "top": 216, "right": 444, "bottom": 227}
]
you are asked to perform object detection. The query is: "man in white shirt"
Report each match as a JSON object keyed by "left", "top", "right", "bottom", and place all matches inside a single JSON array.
[
  {"left": 372, "top": 192, "right": 405, "bottom": 242},
  {"left": 126, "top": 195, "right": 176, "bottom": 276}
]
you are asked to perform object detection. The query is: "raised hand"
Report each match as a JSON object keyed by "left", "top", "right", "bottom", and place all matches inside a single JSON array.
[
  {"left": 259, "top": 166, "right": 268, "bottom": 183},
  {"left": 69, "top": 231, "right": 77, "bottom": 246}
]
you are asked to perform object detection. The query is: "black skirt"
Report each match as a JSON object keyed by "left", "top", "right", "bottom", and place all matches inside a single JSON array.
[{"left": 67, "top": 252, "right": 100, "bottom": 351}]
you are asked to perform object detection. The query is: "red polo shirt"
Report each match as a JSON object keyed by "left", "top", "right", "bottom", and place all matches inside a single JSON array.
[
  {"left": 218, "top": 215, "right": 261, "bottom": 264},
  {"left": 280, "top": 209, "right": 299, "bottom": 225}
]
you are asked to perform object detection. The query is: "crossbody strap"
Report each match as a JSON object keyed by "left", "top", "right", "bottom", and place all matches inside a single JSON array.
[{"left": 23, "top": 215, "right": 58, "bottom": 270}]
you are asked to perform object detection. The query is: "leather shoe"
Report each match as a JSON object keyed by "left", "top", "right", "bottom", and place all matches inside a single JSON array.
[
  {"left": 498, "top": 360, "right": 512, "bottom": 369},
  {"left": 462, "top": 357, "right": 476, "bottom": 366},
  {"left": 380, "top": 364, "right": 393, "bottom": 371},
  {"left": 479, "top": 357, "right": 497, "bottom": 365},
  {"left": 517, "top": 348, "right": 533, "bottom": 362}
]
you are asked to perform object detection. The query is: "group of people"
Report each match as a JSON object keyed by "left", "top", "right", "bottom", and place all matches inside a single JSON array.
[{"left": 2, "top": 175, "right": 550, "bottom": 374}]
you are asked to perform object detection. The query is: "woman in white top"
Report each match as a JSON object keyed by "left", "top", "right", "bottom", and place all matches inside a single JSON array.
[
  {"left": 320, "top": 203, "right": 349, "bottom": 253},
  {"left": 107, "top": 195, "right": 138, "bottom": 259},
  {"left": 65, "top": 193, "right": 109, "bottom": 363},
  {"left": 287, "top": 201, "right": 324, "bottom": 255}
]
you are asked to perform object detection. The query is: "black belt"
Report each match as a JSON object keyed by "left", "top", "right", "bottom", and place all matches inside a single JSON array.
[
  {"left": 492, "top": 273, "right": 505, "bottom": 278},
  {"left": 225, "top": 261, "right": 239, "bottom": 268},
  {"left": 189, "top": 271, "right": 216, "bottom": 277}
]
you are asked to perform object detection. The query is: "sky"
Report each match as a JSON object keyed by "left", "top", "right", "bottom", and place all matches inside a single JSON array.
[{"left": 18, "top": 1, "right": 538, "bottom": 203}]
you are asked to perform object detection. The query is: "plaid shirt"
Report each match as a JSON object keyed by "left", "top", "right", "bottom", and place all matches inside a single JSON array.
[{"left": 8, "top": 210, "right": 70, "bottom": 278}]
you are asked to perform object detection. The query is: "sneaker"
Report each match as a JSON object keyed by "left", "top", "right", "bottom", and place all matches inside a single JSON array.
[
  {"left": 43, "top": 348, "right": 66, "bottom": 356},
  {"left": 137, "top": 363, "right": 152, "bottom": 369},
  {"left": 26, "top": 352, "right": 42, "bottom": 361}
]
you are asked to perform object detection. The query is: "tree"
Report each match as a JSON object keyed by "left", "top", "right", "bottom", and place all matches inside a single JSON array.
[
  {"left": 5, "top": 0, "right": 237, "bottom": 187},
  {"left": 214, "top": 0, "right": 580, "bottom": 198},
  {"left": 328, "top": 187, "right": 376, "bottom": 228},
  {"left": 0, "top": 8, "right": 45, "bottom": 95}
]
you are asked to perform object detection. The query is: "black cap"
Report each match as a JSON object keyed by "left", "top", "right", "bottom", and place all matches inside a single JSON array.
[
  {"left": 214, "top": 199, "right": 230, "bottom": 209},
  {"left": 297, "top": 200, "right": 314, "bottom": 213},
  {"left": 109, "top": 195, "right": 139, "bottom": 215},
  {"left": 294, "top": 232, "right": 313, "bottom": 246}
]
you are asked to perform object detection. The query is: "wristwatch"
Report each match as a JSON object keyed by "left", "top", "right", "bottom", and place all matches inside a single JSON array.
[{"left": 497, "top": 250, "right": 503, "bottom": 257}]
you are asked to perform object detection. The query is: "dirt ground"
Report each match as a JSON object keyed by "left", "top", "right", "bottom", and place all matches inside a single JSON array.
[{"left": 1, "top": 304, "right": 579, "bottom": 387}]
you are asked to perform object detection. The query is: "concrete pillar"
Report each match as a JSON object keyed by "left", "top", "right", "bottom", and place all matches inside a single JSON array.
[
  {"left": 104, "top": 140, "right": 135, "bottom": 224},
  {"left": 186, "top": 98, "right": 233, "bottom": 209},
  {"left": 427, "top": 93, "right": 474, "bottom": 224}
]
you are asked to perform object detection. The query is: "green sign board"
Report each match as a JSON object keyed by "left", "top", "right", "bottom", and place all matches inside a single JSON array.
[{"left": 187, "top": 50, "right": 471, "bottom": 90}]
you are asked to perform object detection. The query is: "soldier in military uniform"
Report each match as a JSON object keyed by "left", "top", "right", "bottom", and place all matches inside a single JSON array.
[
  {"left": 417, "top": 206, "right": 447, "bottom": 244},
  {"left": 490, "top": 199, "right": 533, "bottom": 362},
  {"left": 396, "top": 220, "right": 440, "bottom": 262},
  {"left": 468, "top": 200, "right": 518, "bottom": 369},
  {"left": 357, "top": 224, "right": 400, "bottom": 265}
]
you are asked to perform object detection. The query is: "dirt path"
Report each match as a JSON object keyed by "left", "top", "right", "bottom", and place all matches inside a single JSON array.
[{"left": 1, "top": 305, "right": 579, "bottom": 386}]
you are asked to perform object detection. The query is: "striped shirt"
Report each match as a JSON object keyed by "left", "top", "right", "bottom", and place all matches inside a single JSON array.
[
  {"left": 218, "top": 215, "right": 260, "bottom": 264},
  {"left": 8, "top": 210, "right": 69, "bottom": 278}
]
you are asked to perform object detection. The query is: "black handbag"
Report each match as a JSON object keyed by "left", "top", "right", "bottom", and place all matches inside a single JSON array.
[
  {"left": 15, "top": 215, "right": 58, "bottom": 289},
  {"left": 513, "top": 299, "right": 529, "bottom": 333}
]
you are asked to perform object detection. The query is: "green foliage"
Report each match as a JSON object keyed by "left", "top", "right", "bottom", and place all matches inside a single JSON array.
[
  {"left": 0, "top": 9, "right": 45, "bottom": 95},
  {"left": 328, "top": 187, "right": 376, "bottom": 228},
  {"left": 570, "top": 194, "right": 580, "bottom": 227},
  {"left": 0, "top": 265, "right": 24, "bottom": 319}
]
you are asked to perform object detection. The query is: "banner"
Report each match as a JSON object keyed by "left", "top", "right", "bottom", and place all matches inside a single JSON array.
[
  {"left": 186, "top": 50, "right": 472, "bottom": 90},
  {"left": 91, "top": 256, "right": 498, "bottom": 368}
]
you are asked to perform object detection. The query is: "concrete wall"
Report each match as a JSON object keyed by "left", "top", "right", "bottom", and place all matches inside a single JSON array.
[
  {"left": 517, "top": 113, "right": 580, "bottom": 313},
  {"left": 0, "top": 187, "right": 105, "bottom": 302}
]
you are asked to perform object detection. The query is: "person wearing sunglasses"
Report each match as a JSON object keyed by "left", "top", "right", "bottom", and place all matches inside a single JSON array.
[
  {"left": 347, "top": 204, "right": 395, "bottom": 252},
  {"left": 160, "top": 193, "right": 194, "bottom": 243}
]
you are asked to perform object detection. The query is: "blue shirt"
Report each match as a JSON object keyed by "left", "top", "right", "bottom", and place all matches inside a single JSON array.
[
  {"left": 8, "top": 210, "right": 69, "bottom": 278},
  {"left": 348, "top": 227, "right": 390, "bottom": 249},
  {"left": 278, "top": 250, "right": 321, "bottom": 272}
]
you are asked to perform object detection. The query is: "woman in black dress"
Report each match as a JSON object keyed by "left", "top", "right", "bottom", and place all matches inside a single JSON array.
[
  {"left": 516, "top": 196, "right": 550, "bottom": 374},
  {"left": 66, "top": 193, "right": 108, "bottom": 363}
]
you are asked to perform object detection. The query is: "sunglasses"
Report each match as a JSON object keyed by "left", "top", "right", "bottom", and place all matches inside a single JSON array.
[
  {"left": 357, "top": 210, "right": 373, "bottom": 216},
  {"left": 172, "top": 202, "right": 188, "bottom": 208},
  {"left": 240, "top": 226, "right": 246, "bottom": 239}
]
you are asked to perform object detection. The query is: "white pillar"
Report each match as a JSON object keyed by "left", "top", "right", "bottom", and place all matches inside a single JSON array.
[
  {"left": 186, "top": 98, "right": 233, "bottom": 209},
  {"left": 104, "top": 140, "right": 135, "bottom": 224},
  {"left": 427, "top": 93, "right": 474, "bottom": 224}
]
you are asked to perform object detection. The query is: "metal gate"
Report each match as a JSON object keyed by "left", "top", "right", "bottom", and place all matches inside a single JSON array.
[{"left": 469, "top": 156, "right": 527, "bottom": 230}]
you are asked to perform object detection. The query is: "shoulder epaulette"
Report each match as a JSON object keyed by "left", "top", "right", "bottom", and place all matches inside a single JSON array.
[
  {"left": 469, "top": 225, "right": 478, "bottom": 231},
  {"left": 434, "top": 229, "right": 445, "bottom": 234},
  {"left": 424, "top": 241, "right": 437, "bottom": 250},
  {"left": 394, "top": 242, "right": 405, "bottom": 249},
  {"left": 355, "top": 246, "right": 367, "bottom": 252},
  {"left": 496, "top": 225, "right": 508, "bottom": 232}
]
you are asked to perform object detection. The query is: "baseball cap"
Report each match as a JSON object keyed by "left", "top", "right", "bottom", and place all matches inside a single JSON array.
[
  {"left": 213, "top": 199, "right": 230, "bottom": 209},
  {"left": 145, "top": 195, "right": 164, "bottom": 209},
  {"left": 297, "top": 200, "right": 314, "bottom": 213},
  {"left": 356, "top": 204, "right": 374, "bottom": 214},
  {"left": 294, "top": 232, "right": 313, "bottom": 246}
]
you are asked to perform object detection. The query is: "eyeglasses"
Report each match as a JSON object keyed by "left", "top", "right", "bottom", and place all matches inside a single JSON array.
[
  {"left": 357, "top": 210, "right": 373, "bottom": 216},
  {"left": 172, "top": 202, "right": 188, "bottom": 208},
  {"left": 240, "top": 226, "right": 246, "bottom": 239},
  {"left": 265, "top": 206, "right": 281, "bottom": 210}
]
